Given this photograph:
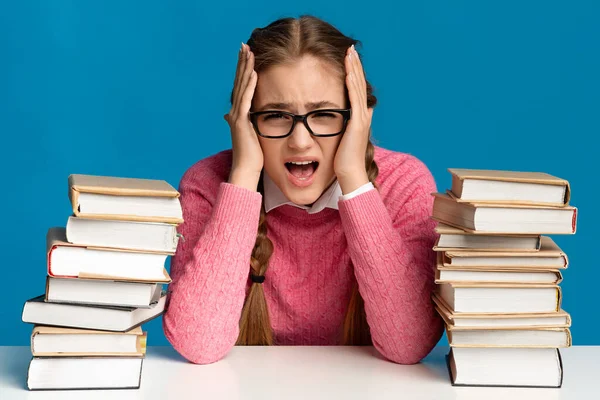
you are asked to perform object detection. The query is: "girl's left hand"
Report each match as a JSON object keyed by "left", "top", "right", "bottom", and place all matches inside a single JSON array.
[{"left": 334, "top": 45, "right": 373, "bottom": 194}]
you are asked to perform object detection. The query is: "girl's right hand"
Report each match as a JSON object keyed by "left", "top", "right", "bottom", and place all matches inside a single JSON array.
[{"left": 225, "top": 43, "right": 263, "bottom": 192}]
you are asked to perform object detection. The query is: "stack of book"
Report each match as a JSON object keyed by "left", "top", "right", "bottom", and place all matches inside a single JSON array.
[
  {"left": 21, "top": 174, "right": 183, "bottom": 391},
  {"left": 431, "top": 168, "right": 577, "bottom": 388}
]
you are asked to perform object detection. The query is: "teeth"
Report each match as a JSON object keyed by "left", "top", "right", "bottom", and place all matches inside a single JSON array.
[{"left": 289, "top": 161, "right": 316, "bottom": 165}]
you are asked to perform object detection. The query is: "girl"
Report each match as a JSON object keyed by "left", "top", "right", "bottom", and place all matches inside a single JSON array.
[{"left": 163, "top": 15, "right": 443, "bottom": 365}]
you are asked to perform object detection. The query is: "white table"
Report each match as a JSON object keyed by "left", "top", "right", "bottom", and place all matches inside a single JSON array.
[{"left": 0, "top": 346, "right": 598, "bottom": 399}]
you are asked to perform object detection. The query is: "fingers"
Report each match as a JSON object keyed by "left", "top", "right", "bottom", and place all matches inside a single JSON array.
[
  {"left": 345, "top": 68, "right": 361, "bottom": 114},
  {"left": 345, "top": 47, "right": 364, "bottom": 113},
  {"left": 232, "top": 44, "right": 255, "bottom": 118},
  {"left": 239, "top": 70, "right": 258, "bottom": 117},
  {"left": 236, "top": 47, "right": 255, "bottom": 112},
  {"left": 231, "top": 44, "right": 247, "bottom": 115},
  {"left": 351, "top": 45, "right": 367, "bottom": 94},
  {"left": 233, "top": 44, "right": 244, "bottom": 96},
  {"left": 345, "top": 45, "right": 368, "bottom": 112}
]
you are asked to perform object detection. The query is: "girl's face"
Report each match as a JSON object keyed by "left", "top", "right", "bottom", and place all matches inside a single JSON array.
[{"left": 252, "top": 55, "right": 345, "bottom": 206}]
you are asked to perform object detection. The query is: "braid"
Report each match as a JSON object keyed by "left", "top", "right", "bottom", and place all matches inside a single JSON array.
[{"left": 235, "top": 175, "right": 275, "bottom": 345}]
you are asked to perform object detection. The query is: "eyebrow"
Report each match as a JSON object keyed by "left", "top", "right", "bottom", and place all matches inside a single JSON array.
[{"left": 258, "top": 100, "right": 341, "bottom": 112}]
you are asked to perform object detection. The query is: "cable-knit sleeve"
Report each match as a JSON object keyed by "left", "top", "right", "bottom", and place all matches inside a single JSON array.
[
  {"left": 163, "top": 165, "right": 262, "bottom": 364},
  {"left": 337, "top": 155, "right": 443, "bottom": 364}
]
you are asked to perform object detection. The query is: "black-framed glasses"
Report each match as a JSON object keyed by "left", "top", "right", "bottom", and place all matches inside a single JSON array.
[{"left": 249, "top": 109, "right": 351, "bottom": 138}]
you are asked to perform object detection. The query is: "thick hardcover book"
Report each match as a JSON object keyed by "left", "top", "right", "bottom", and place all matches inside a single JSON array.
[
  {"left": 446, "top": 347, "right": 563, "bottom": 388},
  {"left": 27, "top": 356, "right": 144, "bottom": 390},
  {"left": 448, "top": 168, "right": 571, "bottom": 207},
  {"left": 69, "top": 173, "right": 183, "bottom": 224},
  {"left": 22, "top": 293, "right": 166, "bottom": 332},
  {"left": 432, "top": 193, "right": 577, "bottom": 234}
]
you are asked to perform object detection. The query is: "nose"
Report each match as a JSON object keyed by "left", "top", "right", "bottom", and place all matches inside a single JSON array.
[{"left": 287, "top": 119, "right": 314, "bottom": 151}]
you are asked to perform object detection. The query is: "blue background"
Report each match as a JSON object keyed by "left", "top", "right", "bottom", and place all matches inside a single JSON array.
[{"left": 0, "top": 1, "right": 597, "bottom": 347}]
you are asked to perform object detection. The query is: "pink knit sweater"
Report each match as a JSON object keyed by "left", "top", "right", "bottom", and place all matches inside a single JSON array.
[{"left": 163, "top": 145, "right": 443, "bottom": 365}]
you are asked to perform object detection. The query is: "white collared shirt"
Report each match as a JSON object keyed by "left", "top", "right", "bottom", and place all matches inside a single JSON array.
[{"left": 263, "top": 172, "right": 374, "bottom": 214}]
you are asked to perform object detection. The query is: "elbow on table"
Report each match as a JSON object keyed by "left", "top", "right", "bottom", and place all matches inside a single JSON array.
[
  {"left": 377, "top": 342, "right": 437, "bottom": 365},
  {"left": 177, "top": 343, "right": 233, "bottom": 365},
  {"left": 386, "top": 347, "right": 433, "bottom": 365},
  {"left": 163, "top": 316, "right": 236, "bottom": 365},
  {"left": 375, "top": 327, "right": 443, "bottom": 365}
]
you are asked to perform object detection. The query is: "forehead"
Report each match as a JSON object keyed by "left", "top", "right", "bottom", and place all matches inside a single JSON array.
[{"left": 253, "top": 55, "right": 345, "bottom": 110}]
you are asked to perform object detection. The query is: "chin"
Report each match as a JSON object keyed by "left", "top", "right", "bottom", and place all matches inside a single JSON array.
[{"left": 282, "top": 185, "right": 323, "bottom": 206}]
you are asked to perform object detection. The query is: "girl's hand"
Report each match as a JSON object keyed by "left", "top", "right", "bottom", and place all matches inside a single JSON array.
[
  {"left": 334, "top": 45, "right": 373, "bottom": 194},
  {"left": 225, "top": 43, "right": 263, "bottom": 191}
]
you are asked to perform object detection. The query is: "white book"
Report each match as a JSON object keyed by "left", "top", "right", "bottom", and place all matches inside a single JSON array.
[
  {"left": 22, "top": 293, "right": 166, "bottom": 332},
  {"left": 31, "top": 326, "right": 146, "bottom": 357},
  {"left": 441, "top": 236, "right": 568, "bottom": 270},
  {"left": 437, "top": 283, "right": 560, "bottom": 314},
  {"left": 449, "top": 314, "right": 570, "bottom": 329},
  {"left": 448, "top": 169, "right": 570, "bottom": 206},
  {"left": 432, "top": 193, "right": 577, "bottom": 234},
  {"left": 78, "top": 192, "right": 182, "bottom": 221},
  {"left": 433, "top": 295, "right": 571, "bottom": 329},
  {"left": 69, "top": 173, "right": 183, "bottom": 224},
  {"left": 46, "top": 277, "right": 164, "bottom": 308},
  {"left": 448, "top": 347, "right": 563, "bottom": 387},
  {"left": 47, "top": 227, "right": 170, "bottom": 281},
  {"left": 448, "top": 328, "right": 571, "bottom": 347},
  {"left": 66, "top": 216, "right": 179, "bottom": 253},
  {"left": 436, "top": 268, "right": 561, "bottom": 284},
  {"left": 27, "top": 357, "right": 143, "bottom": 390},
  {"left": 434, "top": 223, "right": 541, "bottom": 251}
]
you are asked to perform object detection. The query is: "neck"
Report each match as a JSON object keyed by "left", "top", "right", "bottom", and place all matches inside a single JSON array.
[{"left": 300, "top": 176, "right": 337, "bottom": 206}]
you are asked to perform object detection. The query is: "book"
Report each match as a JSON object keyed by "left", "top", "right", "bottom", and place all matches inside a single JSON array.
[
  {"left": 66, "top": 216, "right": 179, "bottom": 253},
  {"left": 432, "top": 193, "right": 577, "bottom": 234},
  {"left": 433, "top": 294, "right": 571, "bottom": 329},
  {"left": 22, "top": 293, "right": 166, "bottom": 332},
  {"left": 27, "top": 357, "right": 143, "bottom": 390},
  {"left": 447, "top": 347, "right": 563, "bottom": 388},
  {"left": 440, "top": 236, "right": 568, "bottom": 270},
  {"left": 47, "top": 227, "right": 171, "bottom": 281},
  {"left": 31, "top": 326, "right": 146, "bottom": 357},
  {"left": 447, "top": 327, "right": 571, "bottom": 348},
  {"left": 434, "top": 223, "right": 541, "bottom": 252},
  {"left": 448, "top": 168, "right": 570, "bottom": 207},
  {"left": 435, "top": 266, "right": 562, "bottom": 285},
  {"left": 45, "top": 277, "right": 165, "bottom": 308},
  {"left": 436, "top": 283, "right": 561, "bottom": 314},
  {"left": 69, "top": 174, "right": 183, "bottom": 224}
]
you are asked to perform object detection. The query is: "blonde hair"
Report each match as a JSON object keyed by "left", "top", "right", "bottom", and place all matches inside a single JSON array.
[{"left": 235, "top": 15, "right": 379, "bottom": 346}]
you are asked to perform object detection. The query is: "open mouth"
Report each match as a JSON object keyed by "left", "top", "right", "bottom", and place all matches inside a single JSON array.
[{"left": 285, "top": 161, "right": 319, "bottom": 181}]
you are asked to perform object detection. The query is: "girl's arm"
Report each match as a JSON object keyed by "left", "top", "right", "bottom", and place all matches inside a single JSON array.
[
  {"left": 163, "top": 170, "right": 261, "bottom": 364},
  {"left": 338, "top": 155, "right": 444, "bottom": 365}
]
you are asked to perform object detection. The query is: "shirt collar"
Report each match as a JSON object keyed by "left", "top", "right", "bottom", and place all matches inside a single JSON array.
[{"left": 263, "top": 172, "right": 342, "bottom": 214}]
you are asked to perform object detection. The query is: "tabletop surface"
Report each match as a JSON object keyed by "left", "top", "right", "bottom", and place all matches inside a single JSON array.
[{"left": 1, "top": 345, "right": 598, "bottom": 399}]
